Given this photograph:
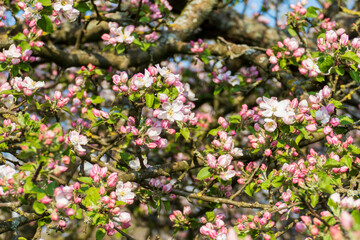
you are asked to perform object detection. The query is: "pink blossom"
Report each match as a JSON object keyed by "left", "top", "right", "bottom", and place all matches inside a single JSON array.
[{"left": 264, "top": 118, "right": 277, "bottom": 132}]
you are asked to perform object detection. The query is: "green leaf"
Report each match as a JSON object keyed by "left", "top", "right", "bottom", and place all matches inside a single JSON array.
[
  {"left": 229, "top": 115, "right": 242, "bottom": 124},
  {"left": 339, "top": 115, "right": 354, "bottom": 125},
  {"left": 349, "top": 70, "right": 360, "bottom": 83},
  {"left": 272, "top": 175, "right": 284, "bottom": 188},
  {"left": 244, "top": 182, "right": 256, "bottom": 196},
  {"left": 0, "top": 62, "right": 7, "bottom": 71},
  {"left": 340, "top": 155, "right": 352, "bottom": 170},
  {"left": 45, "top": 181, "right": 58, "bottom": 196},
  {"left": 323, "top": 158, "right": 342, "bottom": 169},
  {"left": 207, "top": 128, "right": 218, "bottom": 136},
  {"left": 351, "top": 209, "right": 360, "bottom": 229},
  {"left": 139, "top": 16, "right": 150, "bottom": 23},
  {"left": 348, "top": 144, "right": 360, "bottom": 154},
  {"left": 180, "top": 127, "right": 190, "bottom": 141},
  {"left": 200, "top": 55, "right": 209, "bottom": 64},
  {"left": 197, "top": 167, "right": 212, "bottom": 180},
  {"left": 335, "top": 67, "right": 345, "bottom": 76},
  {"left": 12, "top": 33, "right": 26, "bottom": 41},
  {"left": 306, "top": 6, "right": 319, "bottom": 18},
  {"left": 91, "top": 96, "right": 104, "bottom": 104},
  {"left": 20, "top": 163, "right": 35, "bottom": 171},
  {"left": 38, "top": 0, "right": 52, "bottom": 6},
  {"left": 328, "top": 198, "right": 340, "bottom": 217},
  {"left": 75, "top": 2, "right": 90, "bottom": 12},
  {"left": 261, "top": 179, "right": 271, "bottom": 190},
  {"left": 20, "top": 41, "right": 31, "bottom": 51},
  {"left": 310, "top": 194, "right": 319, "bottom": 208},
  {"left": 279, "top": 58, "right": 287, "bottom": 68},
  {"left": 145, "top": 94, "right": 154, "bottom": 108},
  {"left": 214, "top": 85, "right": 223, "bottom": 95},
  {"left": 318, "top": 56, "right": 334, "bottom": 73},
  {"left": 318, "top": 172, "right": 334, "bottom": 194},
  {"left": 329, "top": 99, "right": 343, "bottom": 108},
  {"left": 84, "top": 187, "right": 100, "bottom": 207},
  {"left": 140, "top": 42, "right": 151, "bottom": 52},
  {"left": 33, "top": 201, "right": 46, "bottom": 214},
  {"left": 174, "top": 132, "right": 180, "bottom": 142},
  {"left": 342, "top": 52, "right": 360, "bottom": 65},
  {"left": 206, "top": 211, "right": 215, "bottom": 221},
  {"left": 288, "top": 27, "right": 297, "bottom": 37},
  {"left": 116, "top": 44, "right": 125, "bottom": 54},
  {"left": 295, "top": 133, "right": 303, "bottom": 145},
  {"left": 78, "top": 177, "right": 93, "bottom": 184},
  {"left": 38, "top": 216, "right": 51, "bottom": 227},
  {"left": 96, "top": 228, "right": 106, "bottom": 240},
  {"left": 163, "top": 201, "right": 171, "bottom": 213},
  {"left": 37, "top": 15, "right": 54, "bottom": 33},
  {"left": 19, "top": 62, "right": 31, "bottom": 72}
]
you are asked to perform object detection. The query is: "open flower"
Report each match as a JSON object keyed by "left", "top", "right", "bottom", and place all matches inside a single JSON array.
[
  {"left": 53, "top": 0, "right": 74, "bottom": 12},
  {"left": 264, "top": 118, "right": 277, "bottom": 132},
  {"left": 115, "top": 181, "right": 135, "bottom": 203},
  {"left": 158, "top": 100, "right": 184, "bottom": 122},
  {"left": 260, "top": 97, "right": 289, "bottom": 118},
  {"left": 21, "top": 77, "right": 45, "bottom": 90},
  {"left": 69, "top": 130, "right": 88, "bottom": 152}
]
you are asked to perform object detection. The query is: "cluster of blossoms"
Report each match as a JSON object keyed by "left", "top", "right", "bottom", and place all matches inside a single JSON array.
[
  {"left": 0, "top": 44, "right": 34, "bottom": 65},
  {"left": 316, "top": 28, "right": 353, "bottom": 53},
  {"left": 1, "top": 76, "right": 45, "bottom": 106},
  {"left": 19, "top": 0, "right": 79, "bottom": 26},
  {"left": 330, "top": 193, "right": 360, "bottom": 211},
  {"left": 235, "top": 212, "right": 274, "bottom": 240},
  {"left": 148, "top": 176, "right": 173, "bottom": 193},
  {"left": 112, "top": 65, "right": 197, "bottom": 149},
  {"left": 88, "top": 164, "right": 135, "bottom": 235},
  {"left": 289, "top": 0, "right": 308, "bottom": 17},
  {"left": 211, "top": 62, "right": 262, "bottom": 86},
  {"left": 267, "top": 37, "right": 305, "bottom": 72},
  {"left": 296, "top": 193, "right": 360, "bottom": 238},
  {"left": 40, "top": 184, "right": 77, "bottom": 229},
  {"left": 2, "top": 119, "right": 17, "bottom": 135},
  {"left": 122, "top": 0, "right": 173, "bottom": 20},
  {"left": 194, "top": 104, "right": 213, "bottom": 129},
  {"left": 101, "top": 23, "right": 135, "bottom": 46},
  {"left": 199, "top": 214, "right": 228, "bottom": 240},
  {"left": 169, "top": 206, "right": 191, "bottom": 227},
  {"left": 190, "top": 39, "right": 207, "bottom": 54},
  {"left": 206, "top": 128, "right": 244, "bottom": 180},
  {"left": 0, "top": 165, "right": 24, "bottom": 196},
  {"left": 248, "top": 85, "right": 332, "bottom": 148}
]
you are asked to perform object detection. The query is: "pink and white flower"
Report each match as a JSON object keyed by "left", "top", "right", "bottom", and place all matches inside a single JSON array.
[
  {"left": 158, "top": 100, "right": 184, "bottom": 122},
  {"left": 68, "top": 130, "right": 88, "bottom": 152},
  {"left": 259, "top": 97, "right": 289, "bottom": 118},
  {"left": 264, "top": 118, "right": 277, "bottom": 132},
  {"left": 115, "top": 181, "right": 135, "bottom": 203}
]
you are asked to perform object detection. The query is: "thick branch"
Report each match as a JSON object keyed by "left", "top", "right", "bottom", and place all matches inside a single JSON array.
[{"left": 171, "top": 189, "right": 270, "bottom": 209}]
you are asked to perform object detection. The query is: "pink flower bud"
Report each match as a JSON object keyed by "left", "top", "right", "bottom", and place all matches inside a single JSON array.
[
  {"left": 51, "top": 212, "right": 59, "bottom": 221},
  {"left": 40, "top": 196, "right": 52, "bottom": 204},
  {"left": 295, "top": 222, "right": 307, "bottom": 233},
  {"left": 73, "top": 182, "right": 81, "bottom": 190},
  {"left": 162, "top": 183, "right": 172, "bottom": 193},
  {"left": 59, "top": 220, "right": 67, "bottom": 228},
  {"left": 330, "top": 118, "right": 340, "bottom": 127},
  {"left": 107, "top": 173, "right": 117, "bottom": 188},
  {"left": 306, "top": 124, "right": 317, "bottom": 132}
]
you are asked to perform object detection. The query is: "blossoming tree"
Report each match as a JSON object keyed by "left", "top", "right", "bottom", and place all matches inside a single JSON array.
[{"left": 1, "top": 0, "right": 360, "bottom": 239}]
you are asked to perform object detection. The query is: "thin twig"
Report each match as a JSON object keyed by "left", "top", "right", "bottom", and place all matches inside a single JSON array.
[
  {"left": 230, "top": 158, "right": 264, "bottom": 200},
  {"left": 114, "top": 227, "right": 136, "bottom": 240}
]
